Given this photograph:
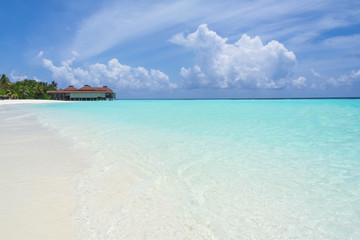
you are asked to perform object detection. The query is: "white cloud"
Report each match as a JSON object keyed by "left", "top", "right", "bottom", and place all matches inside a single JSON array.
[
  {"left": 327, "top": 76, "right": 351, "bottom": 87},
  {"left": 37, "top": 51, "right": 44, "bottom": 57},
  {"left": 292, "top": 76, "right": 307, "bottom": 89},
  {"left": 42, "top": 56, "right": 176, "bottom": 91},
  {"left": 69, "top": 0, "right": 201, "bottom": 59},
  {"left": 327, "top": 69, "right": 360, "bottom": 87},
  {"left": 71, "top": 51, "right": 80, "bottom": 58},
  {"left": 171, "top": 24, "right": 298, "bottom": 89},
  {"left": 10, "top": 71, "right": 41, "bottom": 82},
  {"left": 68, "top": 0, "right": 347, "bottom": 60},
  {"left": 10, "top": 72, "right": 29, "bottom": 82},
  {"left": 351, "top": 69, "right": 360, "bottom": 78},
  {"left": 311, "top": 68, "right": 320, "bottom": 77},
  {"left": 321, "top": 34, "right": 360, "bottom": 49}
]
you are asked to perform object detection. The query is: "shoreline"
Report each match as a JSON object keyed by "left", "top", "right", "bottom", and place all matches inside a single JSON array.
[
  {"left": 0, "top": 99, "right": 68, "bottom": 106},
  {"left": 0, "top": 104, "right": 88, "bottom": 239}
]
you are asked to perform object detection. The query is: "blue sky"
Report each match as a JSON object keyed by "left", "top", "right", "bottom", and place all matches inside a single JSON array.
[{"left": 1, "top": 0, "right": 359, "bottom": 98}]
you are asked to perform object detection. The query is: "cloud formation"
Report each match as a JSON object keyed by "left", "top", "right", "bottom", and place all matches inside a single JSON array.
[
  {"left": 326, "top": 69, "right": 360, "bottom": 88},
  {"left": 69, "top": 0, "right": 201, "bottom": 59},
  {"left": 171, "top": 24, "right": 299, "bottom": 89},
  {"left": 67, "top": 0, "right": 360, "bottom": 61},
  {"left": 311, "top": 68, "right": 320, "bottom": 77},
  {"left": 292, "top": 76, "right": 307, "bottom": 89},
  {"left": 10, "top": 71, "right": 40, "bottom": 82},
  {"left": 42, "top": 54, "right": 176, "bottom": 91},
  {"left": 10, "top": 72, "right": 30, "bottom": 82}
]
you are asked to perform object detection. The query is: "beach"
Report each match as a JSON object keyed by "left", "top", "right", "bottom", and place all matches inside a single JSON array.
[
  {"left": 0, "top": 99, "right": 68, "bottom": 105},
  {"left": 1, "top": 99, "right": 359, "bottom": 239},
  {"left": 0, "top": 100, "right": 87, "bottom": 240}
]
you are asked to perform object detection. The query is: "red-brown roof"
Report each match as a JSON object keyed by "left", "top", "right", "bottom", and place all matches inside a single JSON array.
[
  {"left": 79, "top": 85, "right": 93, "bottom": 91},
  {"left": 64, "top": 86, "right": 78, "bottom": 91},
  {"left": 48, "top": 85, "right": 114, "bottom": 94}
]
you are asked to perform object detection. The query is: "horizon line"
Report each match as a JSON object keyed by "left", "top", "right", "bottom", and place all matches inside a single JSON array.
[{"left": 114, "top": 97, "right": 360, "bottom": 100}]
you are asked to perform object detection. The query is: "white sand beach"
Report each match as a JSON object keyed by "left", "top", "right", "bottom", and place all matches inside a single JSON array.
[
  {"left": 0, "top": 101, "right": 87, "bottom": 240},
  {"left": 0, "top": 99, "right": 67, "bottom": 106}
]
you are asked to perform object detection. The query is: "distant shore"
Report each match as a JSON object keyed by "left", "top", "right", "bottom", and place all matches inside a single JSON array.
[{"left": 0, "top": 104, "right": 87, "bottom": 240}]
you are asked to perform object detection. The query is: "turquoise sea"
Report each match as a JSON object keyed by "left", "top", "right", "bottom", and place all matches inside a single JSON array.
[{"left": 24, "top": 100, "right": 360, "bottom": 239}]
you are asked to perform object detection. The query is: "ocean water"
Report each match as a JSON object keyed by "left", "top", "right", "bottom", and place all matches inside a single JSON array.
[{"left": 22, "top": 100, "right": 360, "bottom": 239}]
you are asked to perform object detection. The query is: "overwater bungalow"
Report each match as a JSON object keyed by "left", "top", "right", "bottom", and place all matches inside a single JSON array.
[{"left": 47, "top": 85, "right": 116, "bottom": 101}]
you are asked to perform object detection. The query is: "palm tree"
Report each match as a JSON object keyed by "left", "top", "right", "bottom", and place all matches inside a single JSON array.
[
  {"left": 0, "top": 74, "right": 58, "bottom": 99},
  {"left": 34, "top": 84, "right": 45, "bottom": 98},
  {"left": 18, "top": 85, "right": 30, "bottom": 99},
  {"left": 0, "top": 74, "right": 11, "bottom": 90},
  {"left": 50, "top": 81, "right": 57, "bottom": 90}
]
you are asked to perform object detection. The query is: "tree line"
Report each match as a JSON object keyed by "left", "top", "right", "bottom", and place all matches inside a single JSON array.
[{"left": 0, "top": 74, "right": 58, "bottom": 99}]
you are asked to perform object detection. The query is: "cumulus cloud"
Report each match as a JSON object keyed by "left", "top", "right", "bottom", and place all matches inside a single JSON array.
[
  {"left": 171, "top": 24, "right": 299, "bottom": 89},
  {"left": 292, "top": 76, "right": 307, "bottom": 89},
  {"left": 327, "top": 69, "right": 360, "bottom": 87},
  {"left": 42, "top": 55, "right": 176, "bottom": 91}
]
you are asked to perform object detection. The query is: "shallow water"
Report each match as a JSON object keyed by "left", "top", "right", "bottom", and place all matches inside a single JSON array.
[{"left": 23, "top": 100, "right": 360, "bottom": 239}]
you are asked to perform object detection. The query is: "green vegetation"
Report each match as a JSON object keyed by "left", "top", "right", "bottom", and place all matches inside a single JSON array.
[{"left": 0, "top": 74, "right": 57, "bottom": 99}]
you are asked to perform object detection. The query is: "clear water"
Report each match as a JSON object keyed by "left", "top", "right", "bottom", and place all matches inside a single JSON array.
[{"left": 23, "top": 100, "right": 360, "bottom": 239}]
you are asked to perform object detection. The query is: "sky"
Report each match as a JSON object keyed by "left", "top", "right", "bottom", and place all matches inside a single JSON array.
[{"left": 1, "top": 0, "right": 359, "bottom": 98}]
